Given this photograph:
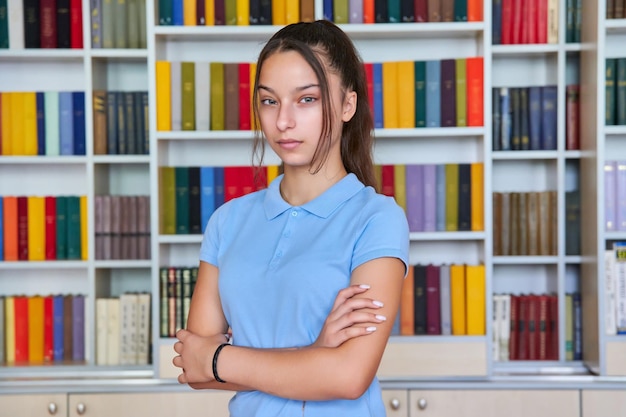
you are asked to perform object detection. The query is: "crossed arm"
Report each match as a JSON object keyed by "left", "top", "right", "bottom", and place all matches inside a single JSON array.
[{"left": 172, "top": 256, "right": 405, "bottom": 401}]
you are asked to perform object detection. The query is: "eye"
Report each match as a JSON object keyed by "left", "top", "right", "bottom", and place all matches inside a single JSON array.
[
  {"left": 260, "top": 98, "right": 277, "bottom": 106},
  {"left": 300, "top": 96, "right": 316, "bottom": 104}
]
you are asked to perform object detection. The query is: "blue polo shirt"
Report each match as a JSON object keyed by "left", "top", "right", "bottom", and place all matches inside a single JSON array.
[{"left": 199, "top": 173, "right": 409, "bottom": 417}]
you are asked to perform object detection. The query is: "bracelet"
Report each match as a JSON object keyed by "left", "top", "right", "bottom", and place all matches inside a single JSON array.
[{"left": 212, "top": 343, "right": 230, "bottom": 383}]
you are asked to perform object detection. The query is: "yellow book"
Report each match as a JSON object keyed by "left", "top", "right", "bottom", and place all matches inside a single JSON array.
[
  {"left": 27, "top": 196, "right": 46, "bottom": 261},
  {"left": 455, "top": 58, "right": 467, "bottom": 127},
  {"left": 5, "top": 296, "right": 15, "bottom": 363},
  {"left": 160, "top": 167, "right": 177, "bottom": 234},
  {"left": 204, "top": 0, "right": 214, "bottom": 25},
  {"left": 28, "top": 295, "right": 45, "bottom": 364},
  {"left": 156, "top": 61, "right": 172, "bottom": 131},
  {"left": 210, "top": 62, "right": 225, "bottom": 130},
  {"left": 236, "top": 0, "right": 249, "bottom": 25},
  {"left": 267, "top": 165, "right": 279, "bottom": 185},
  {"left": 272, "top": 0, "right": 286, "bottom": 25},
  {"left": 471, "top": 162, "right": 484, "bottom": 231},
  {"left": 445, "top": 163, "right": 459, "bottom": 231},
  {"left": 23, "top": 92, "right": 38, "bottom": 155},
  {"left": 10, "top": 92, "right": 25, "bottom": 155},
  {"left": 285, "top": 0, "right": 299, "bottom": 24},
  {"left": 181, "top": 61, "right": 196, "bottom": 131},
  {"left": 80, "top": 195, "right": 88, "bottom": 260},
  {"left": 393, "top": 164, "right": 407, "bottom": 212},
  {"left": 183, "top": 0, "right": 196, "bottom": 25},
  {"left": 1, "top": 92, "right": 12, "bottom": 155},
  {"left": 397, "top": 61, "right": 415, "bottom": 128},
  {"left": 465, "top": 264, "right": 486, "bottom": 335},
  {"left": 250, "top": 62, "right": 257, "bottom": 130},
  {"left": 374, "top": 164, "right": 382, "bottom": 193},
  {"left": 450, "top": 264, "right": 466, "bottom": 335},
  {"left": 382, "top": 61, "right": 399, "bottom": 128}
]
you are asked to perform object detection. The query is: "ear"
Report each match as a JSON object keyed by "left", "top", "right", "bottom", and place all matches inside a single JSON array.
[{"left": 341, "top": 90, "right": 357, "bottom": 122}]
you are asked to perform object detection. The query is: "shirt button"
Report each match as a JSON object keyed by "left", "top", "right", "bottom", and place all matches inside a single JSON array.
[{"left": 291, "top": 211, "right": 298, "bottom": 217}]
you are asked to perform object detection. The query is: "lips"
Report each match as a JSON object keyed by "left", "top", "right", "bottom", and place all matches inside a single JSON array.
[{"left": 277, "top": 139, "right": 302, "bottom": 150}]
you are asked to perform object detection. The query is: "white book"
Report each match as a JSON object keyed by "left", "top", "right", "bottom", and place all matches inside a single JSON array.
[
  {"left": 195, "top": 61, "right": 211, "bottom": 131},
  {"left": 119, "top": 293, "right": 139, "bottom": 365},
  {"left": 8, "top": 1, "right": 24, "bottom": 49},
  {"left": 439, "top": 264, "right": 451, "bottom": 335},
  {"left": 44, "top": 92, "right": 60, "bottom": 156},
  {"left": 613, "top": 244, "right": 626, "bottom": 333},
  {"left": 492, "top": 295, "right": 501, "bottom": 361},
  {"left": 605, "top": 250, "right": 617, "bottom": 335},
  {"left": 136, "top": 293, "right": 151, "bottom": 365},
  {"left": 170, "top": 61, "right": 182, "bottom": 131},
  {"left": 547, "top": 0, "right": 559, "bottom": 44},
  {"left": 95, "top": 298, "right": 109, "bottom": 365},
  {"left": 106, "top": 298, "right": 121, "bottom": 366},
  {"left": 499, "top": 294, "right": 511, "bottom": 361}
]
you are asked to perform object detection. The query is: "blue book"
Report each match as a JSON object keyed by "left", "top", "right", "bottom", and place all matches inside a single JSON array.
[
  {"left": 53, "top": 294, "right": 65, "bottom": 361},
  {"left": 435, "top": 164, "right": 446, "bottom": 231},
  {"left": 425, "top": 60, "right": 441, "bottom": 127},
  {"left": 172, "top": 0, "right": 183, "bottom": 25},
  {"left": 541, "top": 86, "right": 558, "bottom": 150},
  {"left": 200, "top": 166, "right": 216, "bottom": 233},
  {"left": 72, "top": 294, "right": 85, "bottom": 361},
  {"left": 323, "top": 0, "right": 333, "bottom": 21},
  {"left": 373, "top": 63, "right": 384, "bottom": 129},
  {"left": 492, "top": 0, "right": 502, "bottom": 45},
  {"left": 58, "top": 92, "right": 74, "bottom": 155},
  {"left": 214, "top": 166, "right": 225, "bottom": 208},
  {"left": 528, "top": 86, "right": 542, "bottom": 150},
  {"left": 36, "top": 92, "right": 46, "bottom": 155},
  {"left": 0, "top": 197, "right": 3, "bottom": 260},
  {"left": 72, "top": 92, "right": 86, "bottom": 155}
]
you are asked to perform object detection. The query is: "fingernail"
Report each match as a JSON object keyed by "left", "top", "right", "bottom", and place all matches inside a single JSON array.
[
  {"left": 366, "top": 326, "right": 377, "bottom": 332},
  {"left": 359, "top": 284, "right": 371, "bottom": 289},
  {"left": 375, "top": 314, "right": 387, "bottom": 321},
  {"left": 373, "top": 300, "right": 384, "bottom": 307}
]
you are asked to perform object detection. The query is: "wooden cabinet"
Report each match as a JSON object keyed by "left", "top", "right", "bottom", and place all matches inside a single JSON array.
[
  {"left": 407, "top": 390, "right": 580, "bottom": 417},
  {"left": 582, "top": 390, "right": 626, "bottom": 417},
  {"left": 0, "top": 394, "right": 67, "bottom": 417},
  {"left": 383, "top": 389, "right": 410, "bottom": 416}
]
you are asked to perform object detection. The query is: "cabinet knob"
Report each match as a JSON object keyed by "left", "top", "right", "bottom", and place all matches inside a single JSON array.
[
  {"left": 389, "top": 398, "right": 401, "bottom": 410},
  {"left": 417, "top": 397, "right": 428, "bottom": 410},
  {"left": 47, "top": 402, "right": 58, "bottom": 415},
  {"left": 76, "top": 402, "right": 87, "bottom": 415}
]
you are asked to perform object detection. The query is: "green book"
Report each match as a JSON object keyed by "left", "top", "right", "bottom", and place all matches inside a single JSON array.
[
  {"left": 210, "top": 62, "right": 225, "bottom": 131},
  {"left": 414, "top": 61, "right": 426, "bottom": 127},
  {"left": 617, "top": 58, "right": 626, "bottom": 126},
  {"left": 0, "top": 0, "right": 8, "bottom": 48},
  {"left": 181, "top": 62, "right": 196, "bottom": 131},
  {"left": 445, "top": 164, "right": 459, "bottom": 231},
  {"left": 102, "top": 0, "right": 115, "bottom": 47},
  {"left": 387, "top": 0, "right": 401, "bottom": 23},
  {"left": 127, "top": 0, "right": 139, "bottom": 48},
  {"left": 225, "top": 0, "right": 236, "bottom": 25},
  {"left": 114, "top": 0, "right": 128, "bottom": 48},
  {"left": 175, "top": 166, "right": 189, "bottom": 234},
  {"left": 56, "top": 196, "right": 68, "bottom": 259},
  {"left": 606, "top": 58, "right": 616, "bottom": 126},
  {"left": 44, "top": 92, "right": 60, "bottom": 156},
  {"left": 160, "top": 166, "right": 176, "bottom": 234},
  {"left": 66, "top": 196, "right": 82, "bottom": 260},
  {"left": 455, "top": 58, "right": 467, "bottom": 127},
  {"left": 454, "top": 0, "right": 467, "bottom": 21},
  {"left": 158, "top": 0, "right": 172, "bottom": 25},
  {"left": 334, "top": 0, "right": 349, "bottom": 23}
]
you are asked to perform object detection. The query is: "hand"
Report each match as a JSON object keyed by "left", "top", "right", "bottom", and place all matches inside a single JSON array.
[
  {"left": 313, "top": 284, "right": 386, "bottom": 348},
  {"left": 172, "top": 329, "right": 229, "bottom": 384}
]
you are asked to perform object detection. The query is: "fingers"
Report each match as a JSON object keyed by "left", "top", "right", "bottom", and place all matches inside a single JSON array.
[
  {"left": 331, "top": 284, "right": 371, "bottom": 310},
  {"left": 332, "top": 324, "right": 380, "bottom": 346}
]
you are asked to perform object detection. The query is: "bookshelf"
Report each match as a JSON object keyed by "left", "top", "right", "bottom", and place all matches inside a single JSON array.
[{"left": 0, "top": 0, "right": 624, "bottom": 398}]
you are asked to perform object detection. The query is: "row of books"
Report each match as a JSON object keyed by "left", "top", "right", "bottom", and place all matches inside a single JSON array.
[
  {"left": 492, "top": 292, "right": 582, "bottom": 361},
  {"left": 159, "top": 165, "right": 277, "bottom": 235},
  {"left": 323, "top": 0, "right": 483, "bottom": 23},
  {"left": 155, "top": 57, "right": 484, "bottom": 132},
  {"left": 90, "top": 0, "right": 147, "bottom": 49},
  {"left": 0, "top": 294, "right": 85, "bottom": 365},
  {"left": 492, "top": 191, "right": 558, "bottom": 257},
  {"left": 0, "top": 195, "right": 86, "bottom": 262},
  {"left": 395, "top": 263, "right": 486, "bottom": 336},
  {"left": 0, "top": 0, "right": 83, "bottom": 49},
  {"left": 491, "top": 86, "right": 559, "bottom": 152},
  {"left": 605, "top": 243, "right": 626, "bottom": 336},
  {"left": 607, "top": 0, "right": 626, "bottom": 19},
  {"left": 606, "top": 58, "right": 626, "bottom": 126},
  {"left": 0, "top": 91, "right": 86, "bottom": 156},
  {"left": 93, "top": 90, "right": 150, "bottom": 156},
  {"left": 604, "top": 161, "right": 626, "bottom": 232},
  {"left": 379, "top": 163, "right": 484, "bottom": 233},
  {"left": 491, "top": 0, "right": 562, "bottom": 45},
  {"left": 159, "top": 266, "right": 198, "bottom": 338},
  {"left": 95, "top": 293, "right": 151, "bottom": 366},
  {"left": 94, "top": 195, "right": 151, "bottom": 261}
]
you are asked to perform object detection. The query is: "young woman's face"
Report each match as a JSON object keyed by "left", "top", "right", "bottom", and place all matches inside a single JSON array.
[{"left": 257, "top": 50, "right": 353, "bottom": 170}]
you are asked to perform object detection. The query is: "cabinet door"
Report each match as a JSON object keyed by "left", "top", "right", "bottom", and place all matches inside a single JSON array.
[
  {"left": 68, "top": 391, "right": 233, "bottom": 417},
  {"left": 0, "top": 394, "right": 67, "bottom": 417},
  {"left": 382, "top": 389, "right": 409, "bottom": 417},
  {"left": 409, "top": 390, "right": 580, "bottom": 417},
  {"left": 582, "top": 390, "right": 626, "bottom": 416}
]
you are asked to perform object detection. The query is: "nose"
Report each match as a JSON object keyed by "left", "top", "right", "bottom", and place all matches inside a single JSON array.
[{"left": 276, "top": 103, "right": 295, "bottom": 131}]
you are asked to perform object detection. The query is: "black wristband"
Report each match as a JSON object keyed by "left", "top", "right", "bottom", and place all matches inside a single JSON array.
[{"left": 212, "top": 343, "right": 230, "bottom": 383}]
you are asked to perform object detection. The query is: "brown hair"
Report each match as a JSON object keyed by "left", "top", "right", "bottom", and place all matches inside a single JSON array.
[{"left": 251, "top": 20, "right": 376, "bottom": 188}]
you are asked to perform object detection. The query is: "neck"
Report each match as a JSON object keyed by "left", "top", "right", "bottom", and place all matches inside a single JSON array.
[{"left": 280, "top": 165, "right": 347, "bottom": 206}]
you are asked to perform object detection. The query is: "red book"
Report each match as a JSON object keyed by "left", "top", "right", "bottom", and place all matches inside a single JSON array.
[
  {"left": 45, "top": 196, "right": 57, "bottom": 260},
  {"left": 380, "top": 165, "right": 395, "bottom": 197},
  {"left": 238, "top": 63, "right": 251, "bottom": 130},
  {"left": 44, "top": 295, "right": 54, "bottom": 361},
  {"left": 3, "top": 196, "right": 18, "bottom": 261},
  {"left": 40, "top": 0, "right": 57, "bottom": 48},
  {"left": 70, "top": 0, "right": 83, "bottom": 48},
  {"left": 527, "top": 0, "right": 539, "bottom": 43},
  {"left": 364, "top": 63, "right": 374, "bottom": 120},
  {"left": 500, "top": 0, "right": 513, "bottom": 44},
  {"left": 566, "top": 84, "right": 580, "bottom": 150},
  {"left": 425, "top": 264, "right": 441, "bottom": 335},
  {"left": 511, "top": 0, "right": 523, "bottom": 44},
  {"left": 196, "top": 0, "right": 206, "bottom": 24},
  {"left": 517, "top": 295, "right": 529, "bottom": 360},
  {"left": 14, "top": 296, "right": 30, "bottom": 363},
  {"left": 466, "top": 57, "right": 484, "bottom": 127},
  {"left": 224, "top": 166, "right": 255, "bottom": 201},
  {"left": 549, "top": 294, "right": 559, "bottom": 360},
  {"left": 363, "top": 0, "right": 375, "bottom": 23},
  {"left": 508, "top": 294, "right": 519, "bottom": 360},
  {"left": 467, "top": 0, "right": 482, "bottom": 21},
  {"left": 255, "top": 166, "right": 268, "bottom": 190},
  {"left": 527, "top": 294, "right": 539, "bottom": 360},
  {"left": 17, "top": 196, "right": 29, "bottom": 261},
  {"left": 538, "top": 294, "right": 550, "bottom": 360},
  {"left": 537, "top": 0, "right": 548, "bottom": 43},
  {"left": 414, "top": 0, "right": 427, "bottom": 22}
]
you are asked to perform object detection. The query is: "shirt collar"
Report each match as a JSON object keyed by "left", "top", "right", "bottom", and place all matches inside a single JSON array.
[{"left": 263, "top": 173, "right": 365, "bottom": 220}]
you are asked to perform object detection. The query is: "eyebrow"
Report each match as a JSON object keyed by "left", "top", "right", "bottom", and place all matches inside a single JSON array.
[{"left": 257, "top": 83, "right": 320, "bottom": 94}]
